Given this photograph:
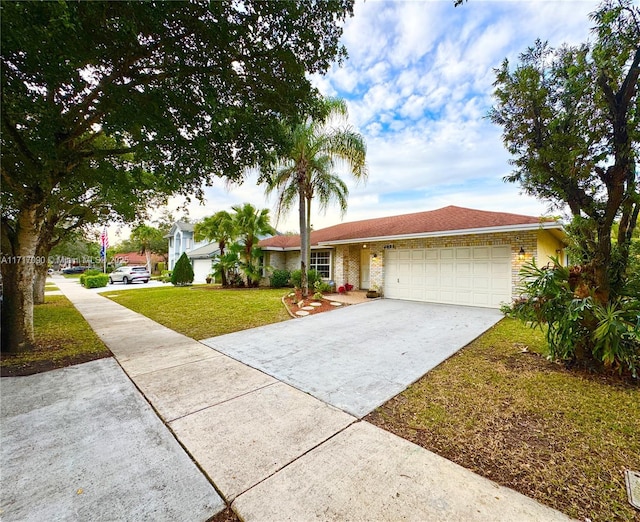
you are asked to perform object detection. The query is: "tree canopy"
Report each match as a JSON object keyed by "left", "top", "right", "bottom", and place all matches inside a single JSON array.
[{"left": 0, "top": 0, "right": 355, "bottom": 353}]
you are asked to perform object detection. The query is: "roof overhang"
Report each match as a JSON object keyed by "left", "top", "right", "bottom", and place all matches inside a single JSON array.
[{"left": 318, "top": 222, "right": 567, "bottom": 247}]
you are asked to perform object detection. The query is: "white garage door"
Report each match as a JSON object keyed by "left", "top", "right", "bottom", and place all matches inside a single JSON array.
[
  {"left": 384, "top": 246, "right": 511, "bottom": 308},
  {"left": 191, "top": 258, "right": 212, "bottom": 284}
]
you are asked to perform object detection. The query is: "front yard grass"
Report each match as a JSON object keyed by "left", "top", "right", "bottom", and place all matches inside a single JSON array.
[
  {"left": 365, "top": 318, "right": 639, "bottom": 522},
  {"left": 102, "top": 286, "right": 290, "bottom": 339},
  {"left": 1, "top": 295, "right": 111, "bottom": 376}
]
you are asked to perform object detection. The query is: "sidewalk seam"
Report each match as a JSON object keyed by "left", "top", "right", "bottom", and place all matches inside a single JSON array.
[{"left": 229, "top": 418, "right": 360, "bottom": 504}]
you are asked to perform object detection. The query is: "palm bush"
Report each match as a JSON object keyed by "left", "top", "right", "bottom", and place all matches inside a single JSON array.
[{"left": 504, "top": 259, "right": 640, "bottom": 376}]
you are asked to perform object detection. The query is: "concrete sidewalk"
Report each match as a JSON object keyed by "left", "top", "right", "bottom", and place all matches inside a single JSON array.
[
  {"left": 0, "top": 358, "right": 223, "bottom": 522},
  {"left": 29, "top": 277, "right": 573, "bottom": 521}
]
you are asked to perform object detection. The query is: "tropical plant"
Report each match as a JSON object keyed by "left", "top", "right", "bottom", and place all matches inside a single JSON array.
[
  {"left": 171, "top": 253, "right": 194, "bottom": 287},
  {"left": 194, "top": 211, "right": 235, "bottom": 287},
  {"left": 505, "top": 259, "right": 640, "bottom": 376},
  {"left": 231, "top": 203, "right": 274, "bottom": 287},
  {"left": 290, "top": 269, "right": 322, "bottom": 289},
  {"left": 490, "top": 1, "right": 639, "bottom": 300},
  {"left": 262, "top": 97, "right": 367, "bottom": 297},
  {"left": 314, "top": 280, "right": 333, "bottom": 293}
]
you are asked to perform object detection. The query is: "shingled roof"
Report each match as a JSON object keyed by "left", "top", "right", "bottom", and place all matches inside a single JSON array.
[{"left": 259, "top": 206, "right": 558, "bottom": 250}]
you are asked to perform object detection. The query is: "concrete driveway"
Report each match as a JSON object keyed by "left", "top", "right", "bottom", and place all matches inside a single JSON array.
[{"left": 202, "top": 299, "right": 502, "bottom": 417}]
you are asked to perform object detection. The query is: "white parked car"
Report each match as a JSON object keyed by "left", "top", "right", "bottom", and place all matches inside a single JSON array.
[{"left": 109, "top": 266, "right": 150, "bottom": 285}]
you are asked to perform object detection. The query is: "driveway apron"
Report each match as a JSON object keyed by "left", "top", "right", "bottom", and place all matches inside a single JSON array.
[{"left": 202, "top": 299, "right": 503, "bottom": 417}]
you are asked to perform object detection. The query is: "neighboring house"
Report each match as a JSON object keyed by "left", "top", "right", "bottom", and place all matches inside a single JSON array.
[
  {"left": 165, "top": 221, "right": 219, "bottom": 283},
  {"left": 186, "top": 242, "right": 221, "bottom": 283},
  {"left": 258, "top": 205, "right": 567, "bottom": 309},
  {"left": 112, "top": 251, "right": 164, "bottom": 272},
  {"left": 166, "top": 222, "right": 201, "bottom": 269}
]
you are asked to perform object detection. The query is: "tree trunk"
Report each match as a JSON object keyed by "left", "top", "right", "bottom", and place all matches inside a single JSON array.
[
  {"left": 145, "top": 248, "right": 152, "bottom": 274},
  {"left": 298, "top": 179, "right": 308, "bottom": 298},
  {"left": 33, "top": 261, "right": 48, "bottom": 305},
  {"left": 219, "top": 244, "right": 228, "bottom": 287},
  {"left": 1, "top": 206, "right": 41, "bottom": 353}
]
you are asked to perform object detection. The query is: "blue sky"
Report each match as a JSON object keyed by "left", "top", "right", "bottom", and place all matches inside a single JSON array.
[{"left": 160, "top": 0, "right": 601, "bottom": 238}]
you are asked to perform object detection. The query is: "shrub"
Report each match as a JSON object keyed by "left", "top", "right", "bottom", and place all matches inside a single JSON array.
[
  {"left": 80, "top": 269, "right": 102, "bottom": 286},
  {"left": 290, "top": 269, "right": 321, "bottom": 289},
  {"left": 314, "top": 280, "right": 332, "bottom": 293},
  {"left": 160, "top": 270, "right": 172, "bottom": 283},
  {"left": 504, "top": 259, "right": 640, "bottom": 376},
  {"left": 171, "top": 253, "right": 194, "bottom": 286},
  {"left": 270, "top": 269, "right": 291, "bottom": 288},
  {"left": 84, "top": 274, "right": 109, "bottom": 288}
]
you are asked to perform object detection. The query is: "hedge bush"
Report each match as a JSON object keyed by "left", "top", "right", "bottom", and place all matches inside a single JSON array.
[
  {"left": 270, "top": 269, "right": 291, "bottom": 288},
  {"left": 84, "top": 274, "right": 109, "bottom": 288},
  {"left": 80, "top": 269, "right": 102, "bottom": 286}
]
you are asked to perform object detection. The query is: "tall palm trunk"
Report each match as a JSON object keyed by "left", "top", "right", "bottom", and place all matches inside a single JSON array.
[{"left": 298, "top": 169, "right": 309, "bottom": 298}]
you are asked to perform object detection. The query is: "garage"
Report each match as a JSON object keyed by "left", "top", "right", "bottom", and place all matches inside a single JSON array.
[{"left": 384, "top": 245, "right": 512, "bottom": 308}]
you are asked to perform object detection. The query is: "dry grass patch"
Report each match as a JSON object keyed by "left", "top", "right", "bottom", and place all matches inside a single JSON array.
[{"left": 365, "top": 318, "right": 639, "bottom": 522}]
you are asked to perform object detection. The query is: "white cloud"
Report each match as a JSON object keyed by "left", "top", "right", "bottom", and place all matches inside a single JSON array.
[{"left": 157, "top": 0, "right": 600, "bottom": 241}]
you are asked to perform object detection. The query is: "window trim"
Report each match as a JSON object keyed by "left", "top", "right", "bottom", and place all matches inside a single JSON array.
[{"left": 310, "top": 250, "right": 331, "bottom": 279}]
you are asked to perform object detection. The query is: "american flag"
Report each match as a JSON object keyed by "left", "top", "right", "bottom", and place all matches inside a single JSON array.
[{"left": 100, "top": 227, "right": 109, "bottom": 259}]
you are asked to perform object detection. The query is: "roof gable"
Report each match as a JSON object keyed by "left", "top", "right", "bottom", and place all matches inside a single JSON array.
[{"left": 259, "top": 206, "right": 558, "bottom": 249}]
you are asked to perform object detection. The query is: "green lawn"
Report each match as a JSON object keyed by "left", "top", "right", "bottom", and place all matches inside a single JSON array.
[
  {"left": 366, "top": 318, "right": 640, "bottom": 522},
  {"left": 101, "top": 286, "right": 291, "bottom": 339},
  {"left": 0, "top": 295, "right": 111, "bottom": 376}
]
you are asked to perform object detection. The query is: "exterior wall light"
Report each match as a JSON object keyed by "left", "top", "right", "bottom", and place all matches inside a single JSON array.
[{"left": 518, "top": 246, "right": 526, "bottom": 261}]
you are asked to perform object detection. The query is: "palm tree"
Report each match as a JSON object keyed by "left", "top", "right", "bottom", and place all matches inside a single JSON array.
[
  {"left": 130, "top": 224, "right": 164, "bottom": 274},
  {"left": 194, "top": 210, "right": 235, "bottom": 286},
  {"left": 231, "top": 203, "right": 275, "bottom": 287},
  {"left": 264, "top": 97, "right": 367, "bottom": 297}
]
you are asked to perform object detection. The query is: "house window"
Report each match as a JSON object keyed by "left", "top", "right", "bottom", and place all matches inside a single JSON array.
[
  {"left": 310, "top": 251, "right": 331, "bottom": 278},
  {"left": 185, "top": 238, "right": 192, "bottom": 250}
]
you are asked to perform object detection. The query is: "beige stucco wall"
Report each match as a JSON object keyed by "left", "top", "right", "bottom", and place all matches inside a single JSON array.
[{"left": 536, "top": 230, "right": 566, "bottom": 267}]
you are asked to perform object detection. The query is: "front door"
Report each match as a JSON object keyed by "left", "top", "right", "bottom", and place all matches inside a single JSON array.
[{"left": 360, "top": 248, "right": 370, "bottom": 290}]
